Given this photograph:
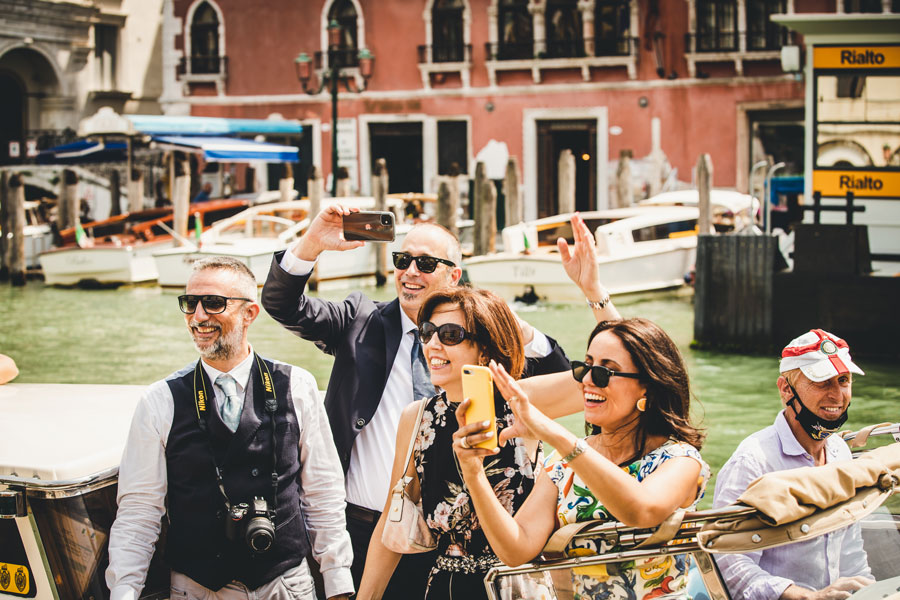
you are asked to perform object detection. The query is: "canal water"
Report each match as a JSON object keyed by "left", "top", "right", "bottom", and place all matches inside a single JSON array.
[{"left": 1, "top": 281, "right": 897, "bottom": 507}]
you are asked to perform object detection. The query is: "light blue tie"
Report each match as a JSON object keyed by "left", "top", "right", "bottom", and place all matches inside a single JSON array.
[
  {"left": 410, "top": 329, "right": 436, "bottom": 401},
  {"left": 215, "top": 373, "right": 243, "bottom": 432}
]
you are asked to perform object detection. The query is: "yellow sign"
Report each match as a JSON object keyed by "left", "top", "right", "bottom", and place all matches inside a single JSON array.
[
  {"left": 813, "top": 170, "right": 900, "bottom": 199},
  {"left": 814, "top": 46, "right": 900, "bottom": 69},
  {"left": 0, "top": 562, "right": 30, "bottom": 596}
]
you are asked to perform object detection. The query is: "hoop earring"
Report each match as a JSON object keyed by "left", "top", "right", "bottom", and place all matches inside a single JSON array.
[{"left": 636, "top": 397, "right": 647, "bottom": 412}]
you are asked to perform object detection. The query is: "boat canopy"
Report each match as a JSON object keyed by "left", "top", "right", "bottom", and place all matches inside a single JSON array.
[
  {"left": 151, "top": 135, "right": 299, "bottom": 163},
  {"left": 126, "top": 114, "right": 304, "bottom": 136},
  {"left": 36, "top": 139, "right": 128, "bottom": 164}
]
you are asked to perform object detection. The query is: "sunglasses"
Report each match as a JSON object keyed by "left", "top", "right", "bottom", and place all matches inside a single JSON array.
[
  {"left": 419, "top": 321, "right": 476, "bottom": 346},
  {"left": 178, "top": 294, "right": 253, "bottom": 315},
  {"left": 392, "top": 251, "right": 456, "bottom": 274},
  {"left": 570, "top": 361, "right": 642, "bottom": 387}
]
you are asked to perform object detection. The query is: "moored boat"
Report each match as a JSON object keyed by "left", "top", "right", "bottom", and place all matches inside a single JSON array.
[
  {"left": 39, "top": 198, "right": 247, "bottom": 286},
  {"left": 464, "top": 206, "right": 700, "bottom": 303}
]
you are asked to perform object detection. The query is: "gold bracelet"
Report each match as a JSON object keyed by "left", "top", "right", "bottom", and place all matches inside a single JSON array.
[{"left": 586, "top": 294, "right": 610, "bottom": 310}]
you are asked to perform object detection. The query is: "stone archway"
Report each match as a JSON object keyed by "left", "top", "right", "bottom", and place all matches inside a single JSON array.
[{"left": 0, "top": 45, "right": 66, "bottom": 163}]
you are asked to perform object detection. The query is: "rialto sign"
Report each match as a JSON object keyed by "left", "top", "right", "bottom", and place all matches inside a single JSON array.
[
  {"left": 814, "top": 45, "right": 900, "bottom": 69},
  {"left": 813, "top": 170, "right": 900, "bottom": 199}
]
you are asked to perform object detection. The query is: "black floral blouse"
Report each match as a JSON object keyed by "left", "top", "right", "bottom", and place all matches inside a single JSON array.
[{"left": 414, "top": 390, "right": 539, "bottom": 561}]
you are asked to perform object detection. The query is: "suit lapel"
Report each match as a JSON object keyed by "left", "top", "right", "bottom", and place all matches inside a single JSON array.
[{"left": 381, "top": 299, "right": 405, "bottom": 383}]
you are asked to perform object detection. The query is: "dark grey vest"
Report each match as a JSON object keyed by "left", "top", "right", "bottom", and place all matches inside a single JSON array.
[{"left": 163, "top": 356, "right": 310, "bottom": 590}]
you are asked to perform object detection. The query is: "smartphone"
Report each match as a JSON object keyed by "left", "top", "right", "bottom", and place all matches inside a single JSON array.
[
  {"left": 343, "top": 211, "right": 396, "bottom": 242},
  {"left": 461, "top": 365, "right": 497, "bottom": 450}
]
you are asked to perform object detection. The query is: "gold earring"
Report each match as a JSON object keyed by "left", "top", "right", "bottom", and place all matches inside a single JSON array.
[{"left": 636, "top": 397, "right": 646, "bottom": 412}]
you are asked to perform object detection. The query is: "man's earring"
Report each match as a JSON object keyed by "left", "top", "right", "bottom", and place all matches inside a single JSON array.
[{"left": 636, "top": 397, "right": 646, "bottom": 412}]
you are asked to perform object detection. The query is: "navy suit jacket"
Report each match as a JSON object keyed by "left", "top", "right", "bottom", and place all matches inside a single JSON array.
[{"left": 261, "top": 251, "right": 569, "bottom": 472}]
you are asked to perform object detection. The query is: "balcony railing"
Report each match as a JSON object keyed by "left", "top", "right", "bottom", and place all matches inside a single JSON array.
[
  {"left": 594, "top": 36, "right": 639, "bottom": 57},
  {"left": 177, "top": 55, "right": 228, "bottom": 77},
  {"left": 686, "top": 29, "right": 796, "bottom": 53},
  {"left": 417, "top": 44, "right": 473, "bottom": 64},
  {"left": 544, "top": 39, "right": 586, "bottom": 59},
  {"left": 485, "top": 41, "right": 535, "bottom": 61}
]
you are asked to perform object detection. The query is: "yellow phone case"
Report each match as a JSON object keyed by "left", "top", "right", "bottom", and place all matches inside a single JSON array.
[{"left": 461, "top": 365, "right": 497, "bottom": 450}]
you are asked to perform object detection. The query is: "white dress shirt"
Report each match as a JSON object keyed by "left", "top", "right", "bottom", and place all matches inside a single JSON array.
[
  {"left": 279, "top": 250, "right": 553, "bottom": 511},
  {"left": 106, "top": 349, "right": 354, "bottom": 600},
  {"left": 713, "top": 410, "right": 872, "bottom": 600}
]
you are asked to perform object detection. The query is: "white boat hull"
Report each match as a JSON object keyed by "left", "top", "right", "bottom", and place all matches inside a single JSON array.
[
  {"left": 39, "top": 242, "right": 167, "bottom": 286},
  {"left": 465, "top": 240, "right": 696, "bottom": 302}
]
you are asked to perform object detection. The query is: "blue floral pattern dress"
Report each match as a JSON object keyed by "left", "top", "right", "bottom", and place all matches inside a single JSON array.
[
  {"left": 414, "top": 391, "right": 539, "bottom": 599},
  {"left": 545, "top": 439, "right": 710, "bottom": 600}
]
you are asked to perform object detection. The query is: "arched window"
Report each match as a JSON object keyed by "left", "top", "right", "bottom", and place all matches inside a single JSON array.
[
  {"left": 695, "top": 0, "right": 737, "bottom": 52},
  {"left": 432, "top": 0, "right": 465, "bottom": 62},
  {"left": 546, "top": 0, "right": 583, "bottom": 58},
  {"left": 498, "top": 0, "right": 532, "bottom": 60},
  {"left": 594, "top": 0, "right": 631, "bottom": 56},
  {"left": 328, "top": 0, "right": 358, "bottom": 68},
  {"left": 190, "top": 2, "right": 220, "bottom": 73}
]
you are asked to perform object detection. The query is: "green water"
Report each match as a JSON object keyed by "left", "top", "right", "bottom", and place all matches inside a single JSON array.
[{"left": 1, "top": 281, "right": 897, "bottom": 507}]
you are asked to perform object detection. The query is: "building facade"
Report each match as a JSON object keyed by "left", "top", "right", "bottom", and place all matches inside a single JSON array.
[{"left": 0, "top": 0, "right": 165, "bottom": 165}]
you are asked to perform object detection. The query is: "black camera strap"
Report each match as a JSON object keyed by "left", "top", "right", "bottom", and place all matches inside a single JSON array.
[{"left": 191, "top": 353, "right": 279, "bottom": 520}]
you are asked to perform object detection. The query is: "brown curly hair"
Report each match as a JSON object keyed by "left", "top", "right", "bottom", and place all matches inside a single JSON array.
[{"left": 587, "top": 318, "right": 705, "bottom": 453}]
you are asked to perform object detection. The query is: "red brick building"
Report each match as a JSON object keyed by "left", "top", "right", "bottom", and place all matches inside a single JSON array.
[{"left": 161, "top": 0, "right": 892, "bottom": 220}]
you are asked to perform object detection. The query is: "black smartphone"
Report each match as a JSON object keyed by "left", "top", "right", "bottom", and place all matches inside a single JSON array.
[{"left": 343, "top": 211, "right": 396, "bottom": 242}]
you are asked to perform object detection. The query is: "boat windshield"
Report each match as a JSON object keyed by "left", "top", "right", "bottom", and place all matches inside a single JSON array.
[
  {"left": 632, "top": 219, "right": 698, "bottom": 242},
  {"left": 536, "top": 218, "right": 619, "bottom": 246}
]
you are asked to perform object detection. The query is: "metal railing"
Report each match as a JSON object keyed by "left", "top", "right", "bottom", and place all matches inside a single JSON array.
[
  {"left": 485, "top": 41, "right": 535, "bottom": 61},
  {"left": 177, "top": 55, "right": 228, "bottom": 77},
  {"left": 485, "top": 37, "right": 637, "bottom": 60},
  {"left": 417, "top": 43, "right": 473, "bottom": 63},
  {"left": 685, "top": 29, "right": 796, "bottom": 53}
]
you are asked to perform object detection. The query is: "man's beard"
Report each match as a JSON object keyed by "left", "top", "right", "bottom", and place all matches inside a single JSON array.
[{"left": 190, "top": 319, "right": 244, "bottom": 361}]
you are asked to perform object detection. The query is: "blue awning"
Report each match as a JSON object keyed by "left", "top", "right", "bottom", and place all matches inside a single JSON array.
[
  {"left": 151, "top": 135, "right": 299, "bottom": 163},
  {"left": 35, "top": 140, "right": 128, "bottom": 164},
  {"left": 128, "top": 115, "right": 303, "bottom": 136}
]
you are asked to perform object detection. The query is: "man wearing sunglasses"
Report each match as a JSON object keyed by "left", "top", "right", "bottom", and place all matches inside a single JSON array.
[
  {"left": 261, "top": 205, "right": 610, "bottom": 595},
  {"left": 107, "top": 257, "right": 353, "bottom": 600}
]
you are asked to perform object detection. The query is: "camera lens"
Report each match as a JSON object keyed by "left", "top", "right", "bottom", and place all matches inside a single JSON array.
[
  {"left": 246, "top": 517, "right": 276, "bottom": 553},
  {"left": 381, "top": 215, "right": 391, "bottom": 225}
]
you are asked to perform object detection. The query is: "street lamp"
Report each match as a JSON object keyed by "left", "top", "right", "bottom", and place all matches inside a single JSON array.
[{"left": 295, "top": 20, "right": 374, "bottom": 197}]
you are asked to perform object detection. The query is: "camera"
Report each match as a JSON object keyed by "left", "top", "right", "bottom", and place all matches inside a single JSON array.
[
  {"left": 225, "top": 496, "right": 276, "bottom": 554},
  {"left": 381, "top": 214, "right": 392, "bottom": 225}
]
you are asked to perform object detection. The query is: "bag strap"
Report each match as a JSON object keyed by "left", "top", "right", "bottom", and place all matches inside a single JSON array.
[
  {"left": 542, "top": 508, "right": 687, "bottom": 559},
  {"left": 842, "top": 422, "right": 893, "bottom": 448},
  {"left": 636, "top": 508, "right": 686, "bottom": 547},
  {"left": 398, "top": 400, "right": 427, "bottom": 488}
]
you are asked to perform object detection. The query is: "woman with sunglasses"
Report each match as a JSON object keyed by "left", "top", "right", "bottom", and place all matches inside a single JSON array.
[
  {"left": 358, "top": 287, "right": 542, "bottom": 600},
  {"left": 455, "top": 318, "right": 709, "bottom": 600}
]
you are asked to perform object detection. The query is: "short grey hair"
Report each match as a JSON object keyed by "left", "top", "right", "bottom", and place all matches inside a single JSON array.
[
  {"left": 189, "top": 256, "right": 258, "bottom": 301},
  {"left": 410, "top": 222, "right": 462, "bottom": 267}
]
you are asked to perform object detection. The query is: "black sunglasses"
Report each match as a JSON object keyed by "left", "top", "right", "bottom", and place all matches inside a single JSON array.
[
  {"left": 571, "top": 361, "right": 642, "bottom": 387},
  {"left": 178, "top": 294, "right": 253, "bottom": 315},
  {"left": 392, "top": 251, "right": 456, "bottom": 274},
  {"left": 419, "top": 321, "right": 475, "bottom": 346}
]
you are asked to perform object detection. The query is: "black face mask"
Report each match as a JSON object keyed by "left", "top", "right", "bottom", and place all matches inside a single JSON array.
[{"left": 786, "top": 383, "right": 849, "bottom": 441}]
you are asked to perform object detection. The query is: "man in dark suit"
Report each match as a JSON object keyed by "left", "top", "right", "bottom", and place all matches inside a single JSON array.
[{"left": 262, "top": 205, "right": 619, "bottom": 595}]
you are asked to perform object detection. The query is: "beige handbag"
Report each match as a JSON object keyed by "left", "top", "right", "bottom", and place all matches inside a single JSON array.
[{"left": 381, "top": 400, "right": 437, "bottom": 554}]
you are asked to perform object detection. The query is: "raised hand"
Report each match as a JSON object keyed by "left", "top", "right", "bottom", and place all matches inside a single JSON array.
[
  {"left": 488, "top": 360, "right": 560, "bottom": 446},
  {"left": 558, "top": 213, "right": 605, "bottom": 300},
  {"left": 293, "top": 203, "right": 365, "bottom": 261}
]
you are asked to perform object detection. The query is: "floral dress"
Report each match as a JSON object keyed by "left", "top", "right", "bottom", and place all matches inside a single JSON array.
[
  {"left": 545, "top": 439, "right": 710, "bottom": 600},
  {"left": 415, "top": 391, "right": 539, "bottom": 599}
]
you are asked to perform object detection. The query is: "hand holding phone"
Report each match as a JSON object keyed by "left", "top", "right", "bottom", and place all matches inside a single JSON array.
[
  {"left": 461, "top": 365, "right": 497, "bottom": 450},
  {"left": 342, "top": 210, "right": 396, "bottom": 242}
]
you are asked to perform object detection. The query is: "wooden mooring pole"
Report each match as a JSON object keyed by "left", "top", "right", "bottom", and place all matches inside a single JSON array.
[
  {"left": 372, "top": 158, "right": 388, "bottom": 286},
  {"left": 0, "top": 170, "right": 10, "bottom": 281},
  {"left": 307, "top": 165, "right": 323, "bottom": 292},
  {"left": 473, "top": 162, "right": 497, "bottom": 256},
  {"left": 504, "top": 157, "right": 522, "bottom": 228},
  {"left": 7, "top": 173, "right": 26, "bottom": 286}
]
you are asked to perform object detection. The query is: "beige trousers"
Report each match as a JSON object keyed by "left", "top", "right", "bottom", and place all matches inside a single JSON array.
[{"left": 169, "top": 561, "right": 315, "bottom": 600}]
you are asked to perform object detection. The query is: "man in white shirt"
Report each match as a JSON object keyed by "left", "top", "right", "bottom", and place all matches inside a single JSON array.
[
  {"left": 713, "top": 329, "right": 874, "bottom": 600},
  {"left": 262, "top": 205, "right": 620, "bottom": 595},
  {"left": 106, "top": 256, "right": 353, "bottom": 600}
]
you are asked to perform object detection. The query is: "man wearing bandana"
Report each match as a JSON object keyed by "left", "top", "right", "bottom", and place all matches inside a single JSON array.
[{"left": 713, "top": 329, "right": 873, "bottom": 600}]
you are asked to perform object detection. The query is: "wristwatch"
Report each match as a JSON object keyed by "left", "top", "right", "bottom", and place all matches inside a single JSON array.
[{"left": 562, "top": 438, "right": 588, "bottom": 463}]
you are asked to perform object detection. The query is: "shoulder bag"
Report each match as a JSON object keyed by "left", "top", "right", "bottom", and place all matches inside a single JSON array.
[{"left": 381, "top": 399, "right": 437, "bottom": 553}]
